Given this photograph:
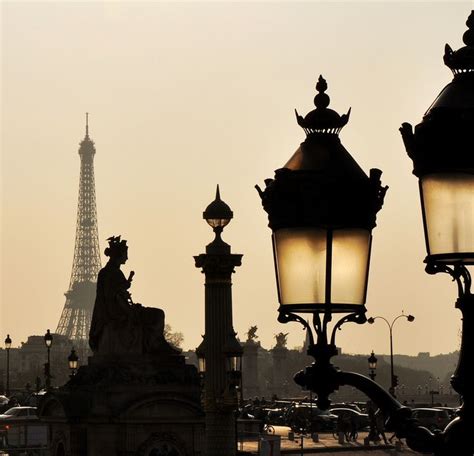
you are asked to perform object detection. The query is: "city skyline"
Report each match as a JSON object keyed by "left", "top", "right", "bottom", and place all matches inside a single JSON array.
[{"left": 2, "top": 1, "right": 472, "bottom": 355}]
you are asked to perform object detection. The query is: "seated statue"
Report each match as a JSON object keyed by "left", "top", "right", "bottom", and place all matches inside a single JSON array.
[{"left": 89, "top": 236, "right": 177, "bottom": 356}]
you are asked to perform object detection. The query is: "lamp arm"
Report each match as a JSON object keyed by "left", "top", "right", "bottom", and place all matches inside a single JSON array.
[
  {"left": 390, "top": 313, "right": 408, "bottom": 330},
  {"left": 338, "top": 371, "right": 439, "bottom": 454}
]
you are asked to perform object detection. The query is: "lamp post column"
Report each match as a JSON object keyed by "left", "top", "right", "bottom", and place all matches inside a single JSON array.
[
  {"left": 5, "top": 335, "right": 11, "bottom": 397},
  {"left": 46, "top": 346, "right": 51, "bottom": 390},
  {"left": 44, "top": 329, "right": 53, "bottom": 391},
  {"left": 389, "top": 326, "right": 394, "bottom": 395},
  {"left": 6, "top": 349, "right": 10, "bottom": 397},
  {"left": 195, "top": 186, "right": 243, "bottom": 456}
]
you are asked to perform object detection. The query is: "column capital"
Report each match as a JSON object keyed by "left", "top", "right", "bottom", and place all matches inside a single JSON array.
[{"left": 194, "top": 253, "right": 242, "bottom": 281}]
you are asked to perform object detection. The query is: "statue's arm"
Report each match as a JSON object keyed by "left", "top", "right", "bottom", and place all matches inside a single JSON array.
[{"left": 104, "top": 269, "right": 133, "bottom": 315}]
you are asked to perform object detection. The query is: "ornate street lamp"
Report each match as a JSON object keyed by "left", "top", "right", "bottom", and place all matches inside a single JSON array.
[
  {"left": 196, "top": 340, "right": 206, "bottom": 376},
  {"left": 4, "top": 335, "right": 11, "bottom": 397},
  {"left": 194, "top": 186, "right": 243, "bottom": 456},
  {"left": 224, "top": 335, "right": 243, "bottom": 375},
  {"left": 44, "top": 329, "right": 53, "bottom": 390},
  {"left": 257, "top": 76, "right": 388, "bottom": 409},
  {"left": 368, "top": 313, "right": 415, "bottom": 396},
  {"left": 400, "top": 11, "right": 474, "bottom": 455},
  {"left": 257, "top": 76, "right": 453, "bottom": 455},
  {"left": 68, "top": 348, "right": 79, "bottom": 378},
  {"left": 368, "top": 351, "right": 377, "bottom": 381}
]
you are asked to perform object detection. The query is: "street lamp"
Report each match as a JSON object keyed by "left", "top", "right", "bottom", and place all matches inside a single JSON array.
[
  {"left": 257, "top": 75, "right": 388, "bottom": 409},
  {"left": 368, "top": 351, "right": 377, "bottom": 381},
  {"left": 194, "top": 186, "right": 243, "bottom": 456},
  {"left": 4, "top": 335, "right": 11, "bottom": 397},
  {"left": 400, "top": 11, "right": 474, "bottom": 455},
  {"left": 196, "top": 339, "right": 206, "bottom": 376},
  {"left": 68, "top": 348, "right": 79, "bottom": 378},
  {"left": 44, "top": 329, "right": 53, "bottom": 390},
  {"left": 367, "top": 312, "right": 415, "bottom": 396}
]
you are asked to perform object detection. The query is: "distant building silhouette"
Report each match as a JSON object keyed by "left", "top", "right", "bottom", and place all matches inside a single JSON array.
[{"left": 56, "top": 114, "right": 101, "bottom": 346}]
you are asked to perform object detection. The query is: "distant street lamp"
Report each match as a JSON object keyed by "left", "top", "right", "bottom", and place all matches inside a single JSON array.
[
  {"left": 4, "top": 335, "right": 11, "bottom": 397},
  {"left": 68, "top": 348, "right": 79, "bottom": 378},
  {"left": 367, "top": 313, "right": 415, "bottom": 397},
  {"left": 368, "top": 351, "right": 377, "bottom": 381},
  {"left": 44, "top": 329, "right": 53, "bottom": 390}
]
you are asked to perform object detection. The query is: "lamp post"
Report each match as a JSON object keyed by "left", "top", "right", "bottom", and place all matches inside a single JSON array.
[
  {"left": 68, "top": 348, "right": 79, "bottom": 378},
  {"left": 44, "top": 329, "right": 53, "bottom": 390},
  {"left": 257, "top": 75, "right": 388, "bottom": 409},
  {"left": 400, "top": 11, "right": 474, "bottom": 454},
  {"left": 368, "top": 351, "right": 377, "bottom": 381},
  {"left": 194, "top": 186, "right": 243, "bottom": 456},
  {"left": 4, "top": 335, "right": 11, "bottom": 397},
  {"left": 367, "top": 313, "right": 415, "bottom": 396}
]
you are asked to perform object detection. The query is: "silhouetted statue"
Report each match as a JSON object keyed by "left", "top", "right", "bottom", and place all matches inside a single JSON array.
[
  {"left": 246, "top": 326, "right": 258, "bottom": 343},
  {"left": 274, "top": 332, "right": 289, "bottom": 348},
  {"left": 89, "top": 236, "right": 176, "bottom": 356}
]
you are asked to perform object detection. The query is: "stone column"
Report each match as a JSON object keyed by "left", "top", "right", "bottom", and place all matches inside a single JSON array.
[
  {"left": 194, "top": 187, "right": 242, "bottom": 456},
  {"left": 243, "top": 341, "right": 260, "bottom": 399},
  {"left": 272, "top": 346, "right": 288, "bottom": 399}
]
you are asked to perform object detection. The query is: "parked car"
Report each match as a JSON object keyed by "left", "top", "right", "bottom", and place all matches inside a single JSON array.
[
  {"left": 411, "top": 408, "right": 451, "bottom": 431},
  {"left": 285, "top": 404, "right": 338, "bottom": 432},
  {"left": 0, "top": 406, "right": 38, "bottom": 422},
  {"left": 434, "top": 406, "right": 458, "bottom": 421},
  {"left": 329, "top": 408, "right": 370, "bottom": 431},
  {"left": 330, "top": 402, "right": 362, "bottom": 413},
  {"left": 265, "top": 408, "right": 287, "bottom": 425}
]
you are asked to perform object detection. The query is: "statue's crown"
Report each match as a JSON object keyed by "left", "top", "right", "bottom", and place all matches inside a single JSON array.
[{"left": 106, "top": 235, "right": 128, "bottom": 252}]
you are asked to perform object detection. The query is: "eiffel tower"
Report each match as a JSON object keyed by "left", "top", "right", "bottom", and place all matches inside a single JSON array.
[{"left": 56, "top": 114, "right": 101, "bottom": 345}]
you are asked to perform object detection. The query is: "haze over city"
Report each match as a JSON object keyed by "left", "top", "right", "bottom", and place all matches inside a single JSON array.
[{"left": 2, "top": 1, "right": 472, "bottom": 355}]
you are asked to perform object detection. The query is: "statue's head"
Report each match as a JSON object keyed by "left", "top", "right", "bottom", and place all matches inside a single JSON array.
[{"left": 104, "top": 235, "right": 128, "bottom": 264}]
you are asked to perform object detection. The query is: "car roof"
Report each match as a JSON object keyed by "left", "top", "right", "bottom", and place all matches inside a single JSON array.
[
  {"left": 413, "top": 408, "right": 447, "bottom": 413},
  {"left": 330, "top": 407, "right": 359, "bottom": 412},
  {"left": 7, "top": 406, "right": 36, "bottom": 410},
  {"left": 412, "top": 407, "right": 446, "bottom": 412}
]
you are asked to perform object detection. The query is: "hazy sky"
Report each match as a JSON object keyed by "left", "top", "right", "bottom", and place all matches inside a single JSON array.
[{"left": 2, "top": 1, "right": 473, "bottom": 357}]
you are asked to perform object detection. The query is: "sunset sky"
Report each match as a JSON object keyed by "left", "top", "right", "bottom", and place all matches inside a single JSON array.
[{"left": 2, "top": 1, "right": 472, "bottom": 357}]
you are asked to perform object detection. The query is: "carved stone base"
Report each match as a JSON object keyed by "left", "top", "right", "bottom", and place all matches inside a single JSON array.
[{"left": 40, "top": 352, "right": 204, "bottom": 456}]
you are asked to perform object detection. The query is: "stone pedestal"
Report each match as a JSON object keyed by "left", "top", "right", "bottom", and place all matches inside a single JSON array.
[
  {"left": 39, "top": 353, "right": 204, "bottom": 456},
  {"left": 272, "top": 347, "right": 288, "bottom": 398},
  {"left": 243, "top": 342, "right": 260, "bottom": 399}
]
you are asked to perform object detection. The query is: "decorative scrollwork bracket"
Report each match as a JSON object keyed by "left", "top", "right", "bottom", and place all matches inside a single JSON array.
[{"left": 425, "top": 261, "right": 472, "bottom": 300}]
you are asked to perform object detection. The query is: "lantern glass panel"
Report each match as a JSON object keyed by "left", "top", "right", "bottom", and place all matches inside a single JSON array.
[
  {"left": 273, "top": 228, "right": 326, "bottom": 306},
  {"left": 69, "top": 359, "right": 78, "bottom": 370},
  {"left": 198, "top": 357, "right": 206, "bottom": 374},
  {"left": 421, "top": 173, "right": 474, "bottom": 263},
  {"left": 331, "top": 229, "right": 371, "bottom": 305},
  {"left": 206, "top": 218, "right": 230, "bottom": 229},
  {"left": 227, "top": 355, "right": 241, "bottom": 372}
]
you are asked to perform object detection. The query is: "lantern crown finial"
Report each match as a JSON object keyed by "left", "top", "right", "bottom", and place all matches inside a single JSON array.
[
  {"left": 443, "top": 10, "right": 474, "bottom": 74},
  {"left": 295, "top": 75, "right": 351, "bottom": 136}
]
